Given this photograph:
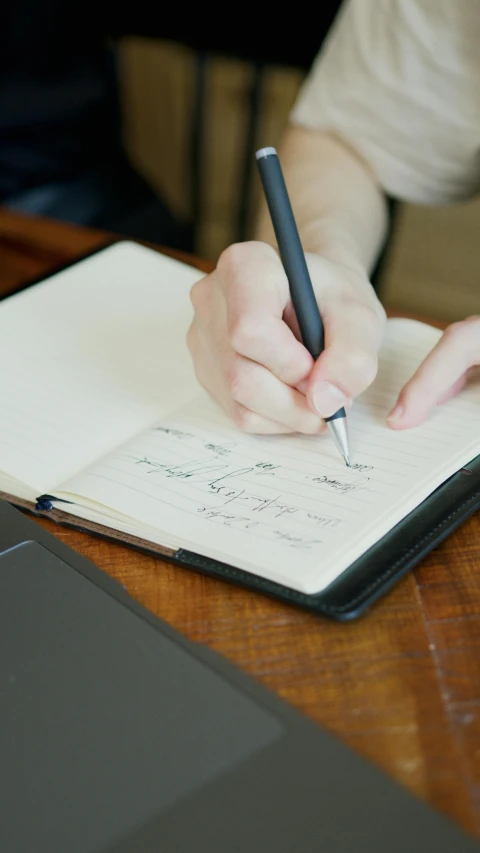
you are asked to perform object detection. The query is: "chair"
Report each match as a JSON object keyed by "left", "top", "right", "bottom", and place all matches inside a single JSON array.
[
  {"left": 163, "top": 5, "right": 342, "bottom": 244},
  {"left": 156, "top": 4, "right": 398, "bottom": 293}
]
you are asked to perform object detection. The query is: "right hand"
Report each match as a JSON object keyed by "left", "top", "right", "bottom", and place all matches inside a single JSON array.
[{"left": 187, "top": 241, "right": 386, "bottom": 434}]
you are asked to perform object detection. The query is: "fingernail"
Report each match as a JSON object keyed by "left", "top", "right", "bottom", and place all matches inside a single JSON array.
[
  {"left": 297, "top": 379, "right": 308, "bottom": 394},
  {"left": 311, "top": 382, "right": 348, "bottom": 417},
  {"left": 387, "top": 402, "right": 404, "bottom": 425}
]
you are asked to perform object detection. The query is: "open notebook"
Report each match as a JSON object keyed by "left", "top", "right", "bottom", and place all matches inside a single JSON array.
[{"left": 1, "top": 242, "right": 479, "bottom": 618}]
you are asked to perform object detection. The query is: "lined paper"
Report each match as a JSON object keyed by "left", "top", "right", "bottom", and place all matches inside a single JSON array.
[
  {"left": 56, "top": 319, "right": 480, "bottom": 595},
  {"left": 0, "top": 242, "right": 201, "bottom": 495}
]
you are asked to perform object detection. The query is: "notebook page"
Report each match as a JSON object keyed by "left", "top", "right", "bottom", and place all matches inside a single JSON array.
[
  {"left": 0, "top": 242, "right": 200, "bottom": 495},
  {"left": 55, "top": 319, "right": 480, "bottom": 595}
]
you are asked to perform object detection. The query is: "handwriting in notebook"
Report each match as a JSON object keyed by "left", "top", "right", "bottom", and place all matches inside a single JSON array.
[
  {"left": 54, "top": 322, "right": 480, "bottom": 592},
  {"left": 66, "top": 401, "right": 386, "bottom": 555}
]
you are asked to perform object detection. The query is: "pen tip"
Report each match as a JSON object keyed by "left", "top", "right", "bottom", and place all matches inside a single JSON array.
[{"left": 344, "top": 455, "right": 351, "bottom": 467}]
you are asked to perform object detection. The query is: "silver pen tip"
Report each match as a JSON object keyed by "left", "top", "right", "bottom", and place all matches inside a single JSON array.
[{"left": 326, "top": 417, "right": 351, "bottom": 469}]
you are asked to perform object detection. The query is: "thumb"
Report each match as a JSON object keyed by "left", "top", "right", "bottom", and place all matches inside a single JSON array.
[{"left": 305, "top": 299, "right": 383, "bottom": 418}]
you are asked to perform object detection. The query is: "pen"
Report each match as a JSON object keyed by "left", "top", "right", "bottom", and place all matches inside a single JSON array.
[{"left": 255, "top": 146, "right": 350, "bottom": 467}]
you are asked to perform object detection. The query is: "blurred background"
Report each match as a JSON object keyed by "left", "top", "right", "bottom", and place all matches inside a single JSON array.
[
  {"left": 117, "top": 37, "right": 479, "bottom": 323},
  {"left": 3, "top": 0, "right": 477, "bottom": 324}
]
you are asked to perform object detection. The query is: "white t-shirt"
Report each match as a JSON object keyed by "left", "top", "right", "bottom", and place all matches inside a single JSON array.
[{"left": 291, "top": 0, "right": 480, "bottom": 205}]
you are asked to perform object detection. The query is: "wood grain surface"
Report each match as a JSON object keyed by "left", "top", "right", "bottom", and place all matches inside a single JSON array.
[{"left": 1, "top": 208, "right": 479, "bottom": 839}]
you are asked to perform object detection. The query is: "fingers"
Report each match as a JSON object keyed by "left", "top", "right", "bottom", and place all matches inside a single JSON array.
[
  {"left": 306, "top": 294, "right": 385, "bottom": 418},
  {"left": 189, "top": 240, "right": 385, "bottom": 434},
  {"left": 387, "top": 316, "right": 480, "bottom": 429},
  {"left": 222, "top": 352, "right": 325, "bottom": 434},
  {"left": 189, "top": 321, "right": 325, "bottom": 435},
  {"left": 216, "top": 242, "right": 314, "bottom": 388},
  {"left": 187, "top": 323, "right": 291, "bottom": 434}
]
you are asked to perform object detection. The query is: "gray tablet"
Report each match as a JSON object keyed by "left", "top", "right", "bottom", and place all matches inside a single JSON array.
[{"left": 0, "top": 499, "right": 477, "bottom": 852}]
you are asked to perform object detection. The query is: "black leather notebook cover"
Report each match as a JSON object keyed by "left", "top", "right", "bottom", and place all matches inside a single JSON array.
[{"left": 3, "top": 246, "right": 480, "bottom": 621}]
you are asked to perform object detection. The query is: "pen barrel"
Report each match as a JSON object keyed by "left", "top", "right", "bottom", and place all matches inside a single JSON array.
[
  {"left": 256, "top": 151, "right": 324, "bottom": 358},
  {"left": 325, "top": 407, "right": 347, "bottom": 423}
]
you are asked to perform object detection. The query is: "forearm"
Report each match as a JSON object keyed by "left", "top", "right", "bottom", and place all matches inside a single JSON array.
[{"left": 256, "top": 126, "right": 388, "bottom": 277}]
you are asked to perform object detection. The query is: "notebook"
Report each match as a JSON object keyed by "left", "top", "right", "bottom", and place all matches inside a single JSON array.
[{"left": 1, "top": 241, "right": 479, "bottom": 619}]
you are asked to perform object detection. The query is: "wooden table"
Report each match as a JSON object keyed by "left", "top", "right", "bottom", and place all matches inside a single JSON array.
[{"left": 1, "top": 208, "right": 480, "bottom": 839}]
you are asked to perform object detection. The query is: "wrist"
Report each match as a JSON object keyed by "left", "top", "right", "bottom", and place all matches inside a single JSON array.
[{"left": 299, "top": 219, "right": 372, "bottom": 277}]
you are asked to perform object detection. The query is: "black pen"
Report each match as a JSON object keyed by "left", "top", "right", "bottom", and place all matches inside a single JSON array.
[{"left": 255, "top": 146, "right": 350, "bottom": 466}]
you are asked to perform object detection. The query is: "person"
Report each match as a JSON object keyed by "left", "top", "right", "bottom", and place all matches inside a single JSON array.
[{"left": 188, "top": 0, "right": 479, "bottom": 437}]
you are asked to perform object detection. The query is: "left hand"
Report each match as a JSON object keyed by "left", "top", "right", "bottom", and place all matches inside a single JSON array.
[{"left": 387, "top": 315, "right": 480, "bottom": 429}]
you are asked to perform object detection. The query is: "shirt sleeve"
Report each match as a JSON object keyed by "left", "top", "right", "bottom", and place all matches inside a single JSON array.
[{"left": 290, "top": 0, "right": 480, "bottom": 205}]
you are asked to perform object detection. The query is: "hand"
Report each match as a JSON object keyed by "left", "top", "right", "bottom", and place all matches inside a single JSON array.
[
  {"left": 388, "top": 315, "right": 480, "bottom": 429},
  {"left": 187, "top": 241, "right": 385, "bottom": 434}
]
